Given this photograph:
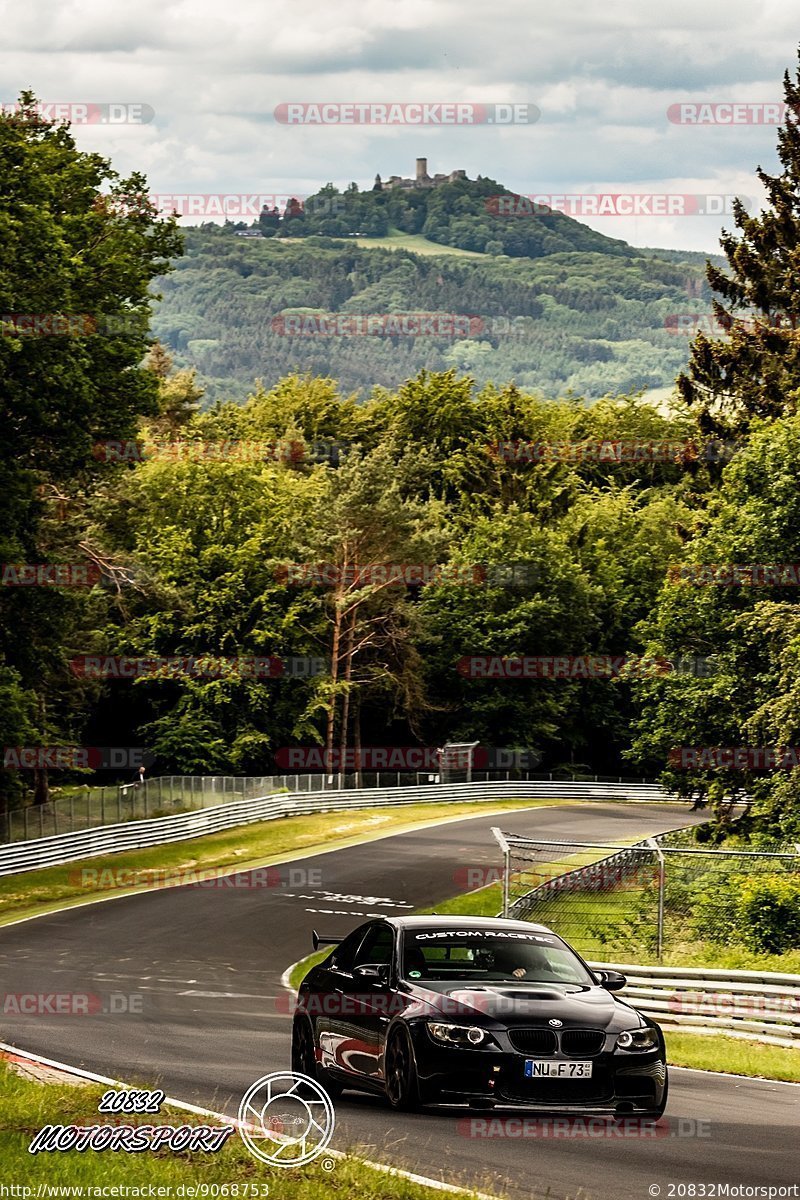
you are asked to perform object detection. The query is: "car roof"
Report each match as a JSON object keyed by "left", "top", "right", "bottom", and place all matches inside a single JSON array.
[{"left": 381, "top": 915, "right": 555, "bottom": 934}]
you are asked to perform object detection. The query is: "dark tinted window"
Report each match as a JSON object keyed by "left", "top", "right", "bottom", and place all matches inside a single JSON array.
[
  {"left": 353, "top": 923, "right": 395, "bottom": 968},
  {"left": 328, "top": 925, "right": 370, "bottom": 972}
]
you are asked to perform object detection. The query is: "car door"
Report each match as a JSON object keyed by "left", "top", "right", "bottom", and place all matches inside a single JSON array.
[
  {"left": 314, "top": 923, "right": 371, "bottom": 1076},
  {"left": 348, "top": 922, "right": 397, "bottom": 1080},
  {"left": 317, "top": 921, "right": 395, "bottom": 1081}
]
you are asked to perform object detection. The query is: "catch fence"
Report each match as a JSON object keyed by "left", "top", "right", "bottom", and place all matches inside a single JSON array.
[{"left": 492, "top": 828, "right": 800, "bottom": 963}]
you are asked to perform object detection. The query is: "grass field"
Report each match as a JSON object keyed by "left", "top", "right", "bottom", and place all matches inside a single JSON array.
[
  {"left": 666, "top": 1034, "right": 800, "bottom": 1082},
  {"left": 280, "top": 229, "right": 487, "bottom": 257},
  {"left": 351, "top": 230, "right": 488, "bottom": 257},
  {"left": 0, "top": 1063, "right": 484, "bottom": 1197}
]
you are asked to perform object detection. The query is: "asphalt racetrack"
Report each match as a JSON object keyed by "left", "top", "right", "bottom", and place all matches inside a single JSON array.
[{"left": 1, "top": 802, "right": 797, "bottom": 1200}]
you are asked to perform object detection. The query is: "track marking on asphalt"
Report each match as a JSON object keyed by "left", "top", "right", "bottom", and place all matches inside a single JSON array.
[
  {"left": 304, "top": 908, "right": 391, "bottom": 917},
  {"left": 178, "top": 990, "right": 268, "bottom": 999},
  {"left": 0, "top": 802, "right": 570, "bottom": 932}
]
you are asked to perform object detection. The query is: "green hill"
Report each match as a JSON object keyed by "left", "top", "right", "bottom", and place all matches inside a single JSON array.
[
  {"left": 152, "top": 220, "right": 716, "bottom": 403},
  {"left": 256, "top": 174, "right": 635, "bottom": 261}
]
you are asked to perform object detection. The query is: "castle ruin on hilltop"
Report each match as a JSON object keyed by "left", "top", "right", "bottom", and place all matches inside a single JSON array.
[{"left": 375, "top": 158, "right": 469, "bottom": 191}]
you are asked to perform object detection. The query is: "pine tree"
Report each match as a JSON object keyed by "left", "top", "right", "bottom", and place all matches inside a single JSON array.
[{"left": 678, "top": 49, "right": 800, "bottom": 435}]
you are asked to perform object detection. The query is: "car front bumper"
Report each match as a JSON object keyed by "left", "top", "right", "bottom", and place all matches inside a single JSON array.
[{"left": 411, "top": 1034, "right": 667, "bottom": 1112}]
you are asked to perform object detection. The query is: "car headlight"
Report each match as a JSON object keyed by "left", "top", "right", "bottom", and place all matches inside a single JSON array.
[
  {"left": 427, "top": 1022, "right": 491, "bottom": 1048},
  {"left": 616, "top": 1027, "right": 659, "bottom": 1051}
]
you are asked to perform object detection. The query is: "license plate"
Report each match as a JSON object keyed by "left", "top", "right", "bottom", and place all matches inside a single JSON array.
[{"left": 525, "top": 1060, "right": 593, "bottom": 1078}]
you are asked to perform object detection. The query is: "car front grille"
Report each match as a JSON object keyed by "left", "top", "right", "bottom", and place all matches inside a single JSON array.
[
  {"left": 499, "top": 1072, "right": 614, "bottom": 1105},
  {"left": 507, "top": 1028, "right": 558, "bottom": 1055},
  {"left": 560, "top": 1029, "right": 606, "bottom": 1056}
]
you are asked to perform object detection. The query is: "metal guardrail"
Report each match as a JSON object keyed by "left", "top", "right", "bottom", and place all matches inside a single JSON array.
[
  {"left": 0, "top": 780, "right": 679, "bottom": 876},
  {"left": 590, "top": 961, "right": 800, "bottom": 1048},
  {"left": 2, "top": 770, "right": 665, "bottom": 844}
]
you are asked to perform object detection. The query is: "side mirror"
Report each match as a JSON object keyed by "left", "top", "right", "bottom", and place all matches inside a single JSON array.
[
  {"left": 595, "top": 969, "right": 627, "bottom": 991},
  {"left": 354, "top": 963, "right": 390, "bottom": 983}
]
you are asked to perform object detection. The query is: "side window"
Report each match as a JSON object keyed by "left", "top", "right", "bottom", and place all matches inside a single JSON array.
[
  {"left": 329, "top": 925, "right": 370, "bottom": 972},
  {"left": 353, "top": 923, "right": 395, "bottom": 968}
]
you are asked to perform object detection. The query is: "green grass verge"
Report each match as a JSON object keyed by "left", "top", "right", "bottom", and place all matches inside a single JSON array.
[
  {"left": 0, "top": 798, "right": 564, "bottom": 928},
  {"left": 665, "top": 1033, "right": 800, "bottom": 1082},
  {"left": 0, "top": 1063, "right": 486, "bottom": 1197}
]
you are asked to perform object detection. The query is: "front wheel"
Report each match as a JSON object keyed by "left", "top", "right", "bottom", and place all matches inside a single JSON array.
[{"left": 384, "top": 1026, "right": 421, "bottom": 1111}]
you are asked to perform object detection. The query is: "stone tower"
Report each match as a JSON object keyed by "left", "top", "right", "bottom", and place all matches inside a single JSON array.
[{"left": 416, "top": 157, "right": 429, "bottom": 182}]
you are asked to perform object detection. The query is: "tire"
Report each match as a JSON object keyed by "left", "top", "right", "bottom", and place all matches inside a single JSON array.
[
  {"left": 291, "top": 1016, "right": 343, "bottom": 1099},
  {"left": 384, "top": 1026, "right": 421, "bottom": 1111}
]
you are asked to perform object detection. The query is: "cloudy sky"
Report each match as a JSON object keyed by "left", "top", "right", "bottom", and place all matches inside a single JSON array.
[{"left": 2, "top": 0, "right": 797, "bottom": 251}]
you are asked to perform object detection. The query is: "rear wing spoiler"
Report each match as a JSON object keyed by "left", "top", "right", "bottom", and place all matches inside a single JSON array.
[{"left": 312, "top": 929, "right": 344, "bottom": 951}]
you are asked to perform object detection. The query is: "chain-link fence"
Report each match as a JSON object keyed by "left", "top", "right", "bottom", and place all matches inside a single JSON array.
[
  {"left": 0, "top": 772, "right": 436, "bottom": 843},
  {"left": 492, "top": 829, "right": 800, "bottom": 963}
]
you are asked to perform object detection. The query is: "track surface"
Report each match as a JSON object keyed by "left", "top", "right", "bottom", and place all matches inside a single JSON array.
[{"left": 1, "top": 803, "right": 797, "bottom": 1200}]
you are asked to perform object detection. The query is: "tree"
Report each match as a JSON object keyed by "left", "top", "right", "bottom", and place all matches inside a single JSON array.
[
  {"left": 0, "top": 91, "right": 182, "bottom": 807},
  {"left": 677, "top": 50, "right": 800, "bottom": 435}
]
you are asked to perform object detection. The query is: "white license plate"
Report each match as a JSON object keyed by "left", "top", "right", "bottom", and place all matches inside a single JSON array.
[{"left": 525, "top": 1060, "right": 593, "bottom": 1078}]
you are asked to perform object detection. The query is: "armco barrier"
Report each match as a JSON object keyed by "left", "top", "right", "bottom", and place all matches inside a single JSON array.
[
  {"left": 589, "top": 961, "right": 800, "bottom": 1048},
  {"left": 0, "top": 780, "right": 678, "bottom": 876}
]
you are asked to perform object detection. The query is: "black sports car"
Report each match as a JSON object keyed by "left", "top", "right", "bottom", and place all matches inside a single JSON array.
[{"left": 290, "top": 915, "right": 668, "bottom": 1115}]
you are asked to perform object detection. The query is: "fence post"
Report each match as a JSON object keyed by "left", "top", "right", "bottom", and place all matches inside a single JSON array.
[
  {"left": 647, "top": 838, "right": 666, "bottom": 963},
  {"left": 491, "top": 827, "right": 511, "bottom": 918}
]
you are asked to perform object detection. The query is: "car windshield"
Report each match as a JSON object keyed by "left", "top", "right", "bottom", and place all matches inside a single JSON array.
[{"left": 402, "top": 928, "right": 594, "bottom": 985}]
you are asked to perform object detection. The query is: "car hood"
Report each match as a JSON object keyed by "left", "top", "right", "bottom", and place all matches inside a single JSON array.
[{"left": 406, "top": 982, "right": 641, "bottom": 1030}]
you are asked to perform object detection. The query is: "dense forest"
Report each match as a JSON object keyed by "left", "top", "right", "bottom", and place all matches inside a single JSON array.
[
  {"left": 4, "top": 62, "right": 800, "bottom": 843},
  {"left": 153, "top": 229, "right": 714, "bottom": 401}
]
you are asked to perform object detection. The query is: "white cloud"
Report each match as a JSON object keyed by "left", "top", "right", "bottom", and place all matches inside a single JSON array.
[{"left": 0, "top": 0, "right": 795, "bottom": 250}]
